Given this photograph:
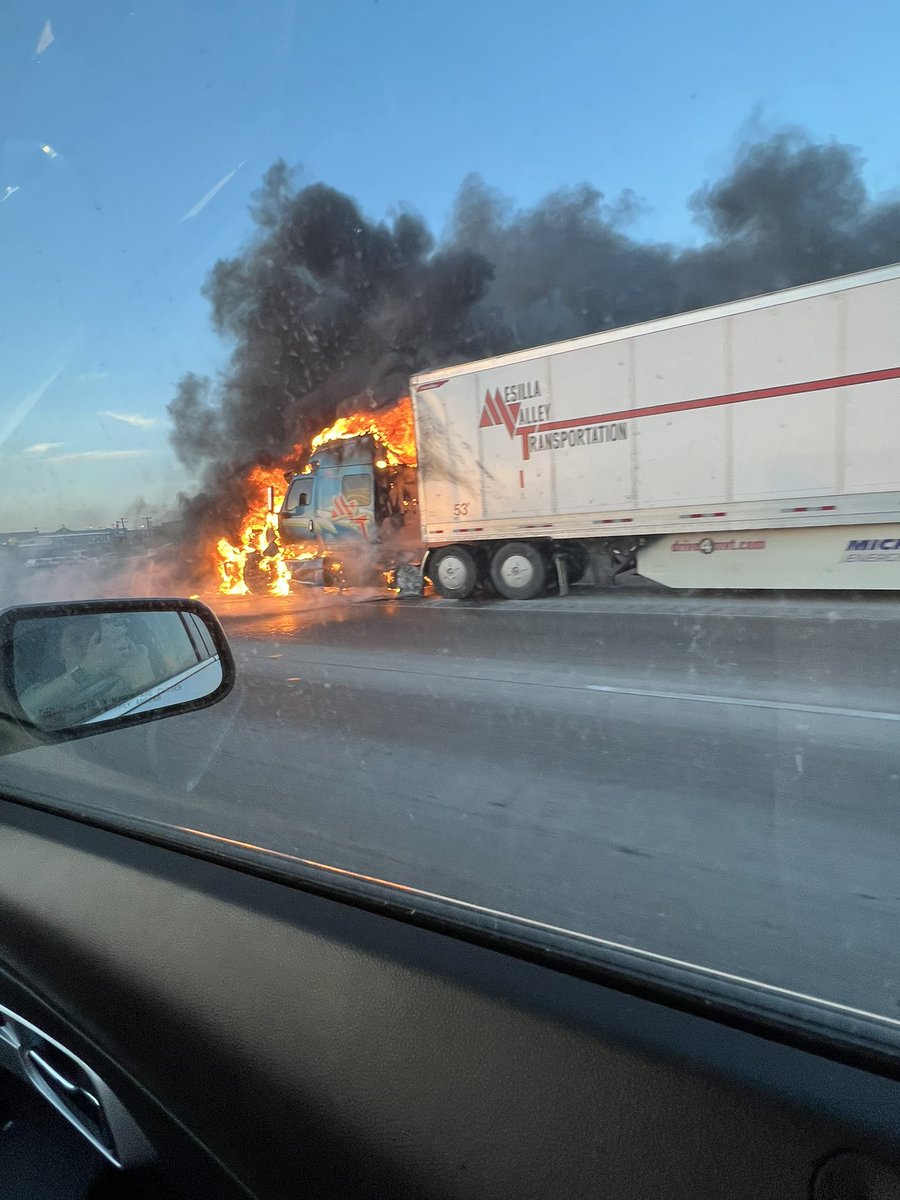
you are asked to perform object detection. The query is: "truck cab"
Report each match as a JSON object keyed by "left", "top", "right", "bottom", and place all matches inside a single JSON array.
[{"left": 278, "top": 434, "right": 420, "bottom": 582}]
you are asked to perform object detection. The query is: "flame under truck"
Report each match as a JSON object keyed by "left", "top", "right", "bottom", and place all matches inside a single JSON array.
[{"left": 278, "top": 263, "right": 900, "bottom": 597}]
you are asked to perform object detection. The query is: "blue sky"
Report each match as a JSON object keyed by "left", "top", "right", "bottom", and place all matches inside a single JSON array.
[{"left": 2, "top": 0, "right": 898, "bottom": 531}]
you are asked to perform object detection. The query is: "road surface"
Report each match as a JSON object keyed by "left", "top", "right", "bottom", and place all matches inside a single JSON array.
[{"left": 3, "top": 587, "right": 900, "bottom": 1020}]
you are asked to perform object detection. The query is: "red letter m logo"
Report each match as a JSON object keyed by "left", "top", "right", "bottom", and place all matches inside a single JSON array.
[{"left": 479, "top": 389, "right": 520, "bottom": 437}]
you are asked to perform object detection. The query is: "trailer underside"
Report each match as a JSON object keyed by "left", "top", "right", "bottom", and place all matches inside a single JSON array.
[{"left": 421, "top": 522, "right": 900, "bottom": 598}]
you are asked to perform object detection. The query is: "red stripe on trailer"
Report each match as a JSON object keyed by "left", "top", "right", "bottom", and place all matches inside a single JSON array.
[{"left": 516, "top": 365, "right": 900, "bottom": 443}]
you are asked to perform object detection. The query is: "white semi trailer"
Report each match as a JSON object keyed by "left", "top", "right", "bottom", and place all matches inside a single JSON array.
[{"left": 280, "top": 263, "right": 900, "bottom": 596}]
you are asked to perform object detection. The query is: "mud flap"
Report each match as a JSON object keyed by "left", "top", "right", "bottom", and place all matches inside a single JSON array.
[{"left": 553, "top": 553, "right": 570, "bottom": 597}]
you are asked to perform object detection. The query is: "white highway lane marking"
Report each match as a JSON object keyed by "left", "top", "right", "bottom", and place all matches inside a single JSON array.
[
  {"left": 586, "top": 684, "right": 900, "bottom": 722},
  {"left": 245, "top": 650, "right": 900, "bottom": 722},
  {"left": 423, "top": 597, "right": 900, "bottom": 621}
]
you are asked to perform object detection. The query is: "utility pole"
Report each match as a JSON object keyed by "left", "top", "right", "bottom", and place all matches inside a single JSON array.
[
  {"left": 143, "top": 515, "right": 153, "bottom": 539},
  {"left": 118, "top": 517, "right": 128, "bottom": 541}
]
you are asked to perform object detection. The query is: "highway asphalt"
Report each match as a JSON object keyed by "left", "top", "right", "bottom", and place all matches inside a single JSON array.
[{"left": 3, "top": 586, "right": 900, "bottom": 1020}]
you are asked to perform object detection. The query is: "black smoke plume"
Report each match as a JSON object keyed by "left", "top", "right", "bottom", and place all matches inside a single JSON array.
[{"left": 169, "top": 129, "right": 900, "bottom": 572}]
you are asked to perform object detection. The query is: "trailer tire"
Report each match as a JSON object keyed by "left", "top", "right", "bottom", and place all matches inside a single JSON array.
[
  {"left": 428, "top": 545, "right": 479, "bottom": 600},
  {"left": 490, "top": 542, "right": 548, "bottom": 600}
]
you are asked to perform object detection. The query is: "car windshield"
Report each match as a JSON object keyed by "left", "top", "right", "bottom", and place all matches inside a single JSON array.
[{"left": 3, "top": 0, "right": 900, "bottom": 1038}]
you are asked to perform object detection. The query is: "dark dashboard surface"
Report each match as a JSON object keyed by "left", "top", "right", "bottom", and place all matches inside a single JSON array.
[{"left": 1, "top": 793, "right": 900, "bottom": 1200}]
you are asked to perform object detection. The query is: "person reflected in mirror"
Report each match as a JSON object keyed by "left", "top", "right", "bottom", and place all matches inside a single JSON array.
[
  {"left": 18, "top": 615, "right": 157, "bottom": 729},
  {"left": 98, "top": 615, "right": 163, "bottom": 686}
]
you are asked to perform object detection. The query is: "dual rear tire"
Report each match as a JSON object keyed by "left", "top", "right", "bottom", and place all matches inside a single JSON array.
[
  {"left": 428, "top": 545, "right": 480, "bottom": 600},
  {"left": 428, "top": 541, "right": 550, "bottom": 601},
  {"left": 489, "top": 542, "right": 547, "bottom": 600}
]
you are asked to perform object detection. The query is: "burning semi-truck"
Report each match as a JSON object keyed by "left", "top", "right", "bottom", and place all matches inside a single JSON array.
[{"left": 277, "top": 262, "right": 900, "bottom": 597}]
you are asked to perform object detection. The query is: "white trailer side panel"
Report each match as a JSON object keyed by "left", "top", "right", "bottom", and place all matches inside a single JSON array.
[
  {"left": 550, "top": 342, "right": 632, "bottom": 511},
  {"left": 478, "top": 355, "right": 554, "bottom": 517},
  {"left": 630, "top": 321, "right": 731, "bottom": 506},
  {"left": 729, "top": 292, "right": 841, "bottom": 500},
  {"left": 844, "top": 278, "right": 900, "bottom": 493},
  {"left": 411, "top": 380, "right": 484, "bottom": 532},
  {"left": 411, "top": 264, "right": 900, "bottom": 544}
]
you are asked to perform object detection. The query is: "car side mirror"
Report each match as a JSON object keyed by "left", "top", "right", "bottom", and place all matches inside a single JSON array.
[
  {"left": 297, "top": 492, "right": 309, "bottom": 508},
  {"left": 0, "top": 598, "right": 236, "bottom": 751}
]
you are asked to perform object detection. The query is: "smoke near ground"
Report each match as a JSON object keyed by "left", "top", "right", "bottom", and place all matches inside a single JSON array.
[
  {"left": 169, "top": 128, "right": 900, "bottom": 572},
  {"left": 0, "top": 544, "right": 190, "bottom": 608}
]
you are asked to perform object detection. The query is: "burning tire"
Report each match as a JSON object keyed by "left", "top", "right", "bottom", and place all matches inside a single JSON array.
[
  {"left": 428, "top": 545, "right": 478, "bottom": 600},
  {"left": 242, "top": 553, "right": 270, "bottom": 595},
  {"left": 490, "top": 542, "right": 548, "bottom": 600}
]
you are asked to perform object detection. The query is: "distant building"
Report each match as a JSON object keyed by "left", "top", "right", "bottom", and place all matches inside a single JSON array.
[
  {"left": 17, "top": 527, "right": 117, "bottom": 553},
  {"left": 0, "top": 531, "right": 38, "bottom": 549},
  {"left": 10, "top": 527, "right": 118, "bottom": 567}
]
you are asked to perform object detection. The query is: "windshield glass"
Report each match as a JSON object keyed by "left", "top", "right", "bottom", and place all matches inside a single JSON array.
[{"left": 3, "top": 0, "right": 900, "bottom": 1035}]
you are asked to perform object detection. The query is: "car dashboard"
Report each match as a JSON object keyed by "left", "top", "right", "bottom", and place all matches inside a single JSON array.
[{"left": 2, "top": 792, "right": 900, "bottom": 1200}]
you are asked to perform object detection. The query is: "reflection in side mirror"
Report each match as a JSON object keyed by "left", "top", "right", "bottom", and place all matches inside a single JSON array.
[{"left": 0, "top": 599, "right": 235, "bottom": 741}]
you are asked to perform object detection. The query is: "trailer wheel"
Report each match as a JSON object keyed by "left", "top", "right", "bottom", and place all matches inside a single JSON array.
[
  {"left": 428, "top": 545, "right": 479, "bottom": 599},
  {"left": 490, "top": 542, "right": 548, "bottom": 600}
]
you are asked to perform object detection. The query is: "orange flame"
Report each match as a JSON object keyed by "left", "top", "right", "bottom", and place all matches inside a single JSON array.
[
  {"left": 214, "top": 461, "right": 303, "bottom": 596},
  {"left": 212, "top": 397, "right": 415, "bottom": 594},
  {"left": 311, "top": 396, "right": 416, "bottom": 465}
]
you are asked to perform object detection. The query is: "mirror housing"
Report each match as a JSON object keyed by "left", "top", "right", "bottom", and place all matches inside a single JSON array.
[{"left": 0, "top": 598, "right": 235, "bottom": 750}]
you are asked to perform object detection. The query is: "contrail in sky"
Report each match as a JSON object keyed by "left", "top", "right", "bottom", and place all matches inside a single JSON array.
[
  {"left": 181, "top": 161, "right": 246, "bottom": 221},
  {"left": 35, "top": 19, "right": 54, "bottom": 53},
  {"left": 0, "top": 368, "right": 63, "bottom": 450}
]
